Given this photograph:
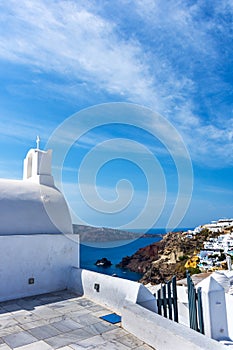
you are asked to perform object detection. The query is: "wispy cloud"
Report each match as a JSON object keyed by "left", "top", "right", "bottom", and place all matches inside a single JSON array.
[
  {"left": 203, "top": 185, "right": 233, "bottom": 196},
  {"left": 0, "top": 0, "right": 159, "bottom": 107},
  {"left": 61, "top": 180, "right": 168, "bottom": 228},
  {"left": 0, "top": 116, "right": 55, "bottom": 144},
  {"left": 177, "top": 110, "right": 233, "bottom": 167},
  {"left": 0, "top": 0, "right": 232, "bottom": 168},
  {"left": 0, "top": 160, "right": 22, "bottom": 179}
]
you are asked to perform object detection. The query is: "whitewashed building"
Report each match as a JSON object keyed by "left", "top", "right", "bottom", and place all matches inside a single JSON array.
[{"left": 0, "top": 141, "right": 79, "bottom": 301}]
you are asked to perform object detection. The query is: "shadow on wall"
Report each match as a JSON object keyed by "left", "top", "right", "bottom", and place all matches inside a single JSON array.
[{"left": 68, "top": 267, "right": 157, "bottom": 314}]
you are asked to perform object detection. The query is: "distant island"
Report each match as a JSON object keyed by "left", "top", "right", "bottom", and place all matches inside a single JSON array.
[{"left": 73, "top": 224, "right": 163, "bottom": 242}]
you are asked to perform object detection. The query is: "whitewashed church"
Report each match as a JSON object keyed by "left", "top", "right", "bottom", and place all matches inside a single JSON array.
[{"left": 0, "top": 140, "right": 79, "bottom": 301}]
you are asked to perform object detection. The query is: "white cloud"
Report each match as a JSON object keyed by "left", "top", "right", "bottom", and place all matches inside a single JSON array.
[
  {"left": 0, "top": 116, "right": 55, "bottom": 143},
  {"left": 203, "top": 185, "right": 233, "bottom": 196},
  {"left": 0, "top": 0, "right": 160, "bottom": 108},
  {"left": 0, "top": 160, "right": 22, "bottom": 179},
  {"left": 0, "top": 0, "right": 232, "bottom": 168},
  {"left": 179, "top": 114, "right": 233, "bottom": 167},
  {"left": 61, "top": 179, "right": 167, "bottom": 228}
]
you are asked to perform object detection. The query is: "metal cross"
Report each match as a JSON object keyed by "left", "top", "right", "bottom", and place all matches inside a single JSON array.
[{"left": 36, "top": 135, "right": 40, "bottom": 149}]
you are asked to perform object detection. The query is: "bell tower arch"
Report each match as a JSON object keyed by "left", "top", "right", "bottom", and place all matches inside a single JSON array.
[{"left": 23, "top": 137, "right": 54, "bottom": 187}]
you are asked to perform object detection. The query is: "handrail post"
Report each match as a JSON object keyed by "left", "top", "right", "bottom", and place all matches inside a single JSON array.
[
  {"left": 162, "top": 284, "right": 167, "bottom": 318},
  {"left": 172, "top": 275, "right": 178, "bottom": 322},
  {"left": 157, "top": 289, "right": 162, "bottom": 315},
  {"left": 197, "top": 287, "right": 204, "bottom": 334},
  {"left": 167, "top": 280, "right": 173, "bottom": 320}
]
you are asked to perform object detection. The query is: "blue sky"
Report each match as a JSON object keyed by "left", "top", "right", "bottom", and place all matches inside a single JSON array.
[{"left": 0, "top": 0, "right": 232, "bottom": 230}]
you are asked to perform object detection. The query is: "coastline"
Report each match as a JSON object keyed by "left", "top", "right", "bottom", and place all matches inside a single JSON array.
[{"left": 80, "top": 227, "right": 193, "bottom": 281}]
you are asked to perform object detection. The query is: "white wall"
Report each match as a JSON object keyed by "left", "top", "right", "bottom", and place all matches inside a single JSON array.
[
  {"left": 68, "top": 268, "right": 157, "bottom": 314},
  {"left": 0, "top": 234, "right": 79, "bottom": 302},
  {"left": 225, "top": 293, "right": 233, "bottom": 340},
  {"left": 197, "top": 276, "right": 229, "bottom": 340},
  {"left": 122, "top": 301, "right": 227, "bottom": 350},
  {"left": 177, "top": 285, "right": 189, "bottom": 303}
]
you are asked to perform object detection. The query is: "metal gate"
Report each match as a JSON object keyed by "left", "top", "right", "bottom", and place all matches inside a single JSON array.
[
  {"left": 156, "top": 276, "right": 178, "bottom": 322},
  {"left": 186, "top": 271, "right": 204, "bottom": 334}
]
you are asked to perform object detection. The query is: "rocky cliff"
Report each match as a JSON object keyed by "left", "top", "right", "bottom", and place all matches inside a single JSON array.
[{"left": 117, "top": 229, "right": 212, "bottom": 284}]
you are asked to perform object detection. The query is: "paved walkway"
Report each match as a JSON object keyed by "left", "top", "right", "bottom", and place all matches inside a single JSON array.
[{"left": 0, "top": 291, "right": 154, "bottom": 350}]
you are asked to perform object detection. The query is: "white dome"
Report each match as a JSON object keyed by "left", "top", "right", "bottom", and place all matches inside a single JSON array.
[
  {"left": 0, "top": 179, "right": 73, "bottom": 235},
  {"left": 0, "top": 144, "right": 74, "bottom": 235}
]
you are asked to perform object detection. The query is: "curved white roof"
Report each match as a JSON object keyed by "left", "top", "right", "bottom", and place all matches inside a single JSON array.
[
  {"left": 0, "top": 144, "right": 73, "bottom": 235},
  {"left": 0, "top": 179, "right": 73, "bottom": 235}
]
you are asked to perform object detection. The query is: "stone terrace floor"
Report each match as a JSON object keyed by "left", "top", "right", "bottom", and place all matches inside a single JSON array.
[{"left": 0, "top": 290, "right": 154, "bottom": 350}]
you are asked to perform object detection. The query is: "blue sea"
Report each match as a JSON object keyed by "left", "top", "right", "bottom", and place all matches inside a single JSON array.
[{"left": 80, "top": 228, "right": 191, "bottom": 281}]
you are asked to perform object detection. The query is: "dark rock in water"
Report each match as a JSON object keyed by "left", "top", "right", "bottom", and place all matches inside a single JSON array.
[{"left": 95, "top": 257, "right": 112, "bottom": 267}]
